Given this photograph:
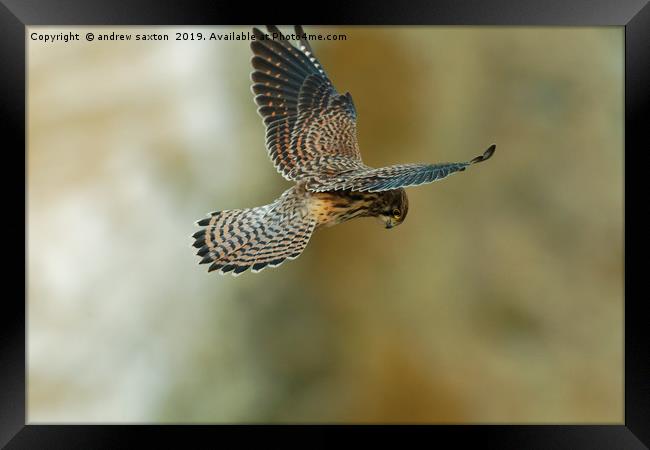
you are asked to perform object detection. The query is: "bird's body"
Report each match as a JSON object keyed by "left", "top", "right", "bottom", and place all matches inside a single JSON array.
[
  {"left": 192, "top": 26, "right": 494, "bottom": 275},
  {"left": 309, "top": 186, "right": 408, "bottom": 228}
]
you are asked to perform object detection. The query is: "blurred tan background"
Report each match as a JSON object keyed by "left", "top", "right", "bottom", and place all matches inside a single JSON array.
[{"left": 27, "top": 26, "right": 623, "bottom": 423}]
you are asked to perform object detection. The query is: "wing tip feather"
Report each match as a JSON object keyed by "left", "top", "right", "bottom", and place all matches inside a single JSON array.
[{"left": 470, "top": 144, "right": 496, "bottom": 164}]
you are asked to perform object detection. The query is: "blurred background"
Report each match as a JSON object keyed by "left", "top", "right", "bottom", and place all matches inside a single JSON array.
[{"left": 27, "top": 26, "right": 623, "bottom": 423}]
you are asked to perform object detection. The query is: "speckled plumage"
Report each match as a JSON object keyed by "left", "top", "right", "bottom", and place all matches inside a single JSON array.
[{"left": 193, "top": 25, "right": 495, "bottom": 275}]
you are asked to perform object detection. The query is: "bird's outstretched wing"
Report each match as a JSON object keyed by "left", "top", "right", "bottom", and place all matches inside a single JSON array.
[
  {"left": 251, "top": 25, "right": 365, "bottom": 181},
  {"left": 307, "top": 145, "right": 496, "bottom": 192},
  {"left": 251, "top": 26, "right": 495, "bottom": 193}
]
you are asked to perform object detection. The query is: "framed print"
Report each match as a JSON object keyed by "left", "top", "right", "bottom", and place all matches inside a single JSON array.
[{"left": 3, "top": 0, "right": 648, "bottom": 448}]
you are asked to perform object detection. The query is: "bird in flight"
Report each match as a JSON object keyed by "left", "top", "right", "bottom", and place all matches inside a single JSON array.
[{"left": 192, "top": 25, "right": 495, "bottom": 275}]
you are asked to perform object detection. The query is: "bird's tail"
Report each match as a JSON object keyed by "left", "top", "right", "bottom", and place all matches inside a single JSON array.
[{"left": 192, "top": 187, "right": 316, "bottom": 275}]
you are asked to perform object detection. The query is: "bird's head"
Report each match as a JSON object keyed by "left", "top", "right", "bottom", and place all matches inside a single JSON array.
[{"left": 374, "top": 188, "right": 409, "bottom": 229}]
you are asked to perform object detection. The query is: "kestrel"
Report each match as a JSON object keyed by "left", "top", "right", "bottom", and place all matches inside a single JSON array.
[{"left": 192, "top": 25, "right": 495, "bottom": 275}]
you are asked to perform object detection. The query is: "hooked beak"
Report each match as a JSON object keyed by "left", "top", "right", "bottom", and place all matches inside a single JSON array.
[{"left": 385, "top": 221, "right": 394, "bottom": 229}]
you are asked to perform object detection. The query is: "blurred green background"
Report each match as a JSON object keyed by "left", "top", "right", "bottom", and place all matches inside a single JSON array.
[{"left": 27, "top": 26, "right": 623, "bottom": 423}]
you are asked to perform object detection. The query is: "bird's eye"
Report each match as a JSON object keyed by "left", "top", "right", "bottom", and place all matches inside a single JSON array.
[{"left": 392, "top": 209, "right": 401, "bottom": 219}]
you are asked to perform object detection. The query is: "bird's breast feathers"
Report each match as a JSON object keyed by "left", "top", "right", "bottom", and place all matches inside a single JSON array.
[{"left": 308, "top": 190, "right": 379, "bottom": 227}]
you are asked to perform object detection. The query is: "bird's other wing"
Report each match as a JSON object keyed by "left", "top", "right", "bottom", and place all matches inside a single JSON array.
[
  {"left": 250, "top": 25, "right": 365, "bottom": 182},
  {"left": 308, "top": 144, "right": 496, "bottom": 192}
]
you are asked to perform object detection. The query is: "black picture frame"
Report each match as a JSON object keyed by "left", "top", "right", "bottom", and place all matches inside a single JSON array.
[{"left": 3, "top": 0, "right": 647, "bottom": 448}]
